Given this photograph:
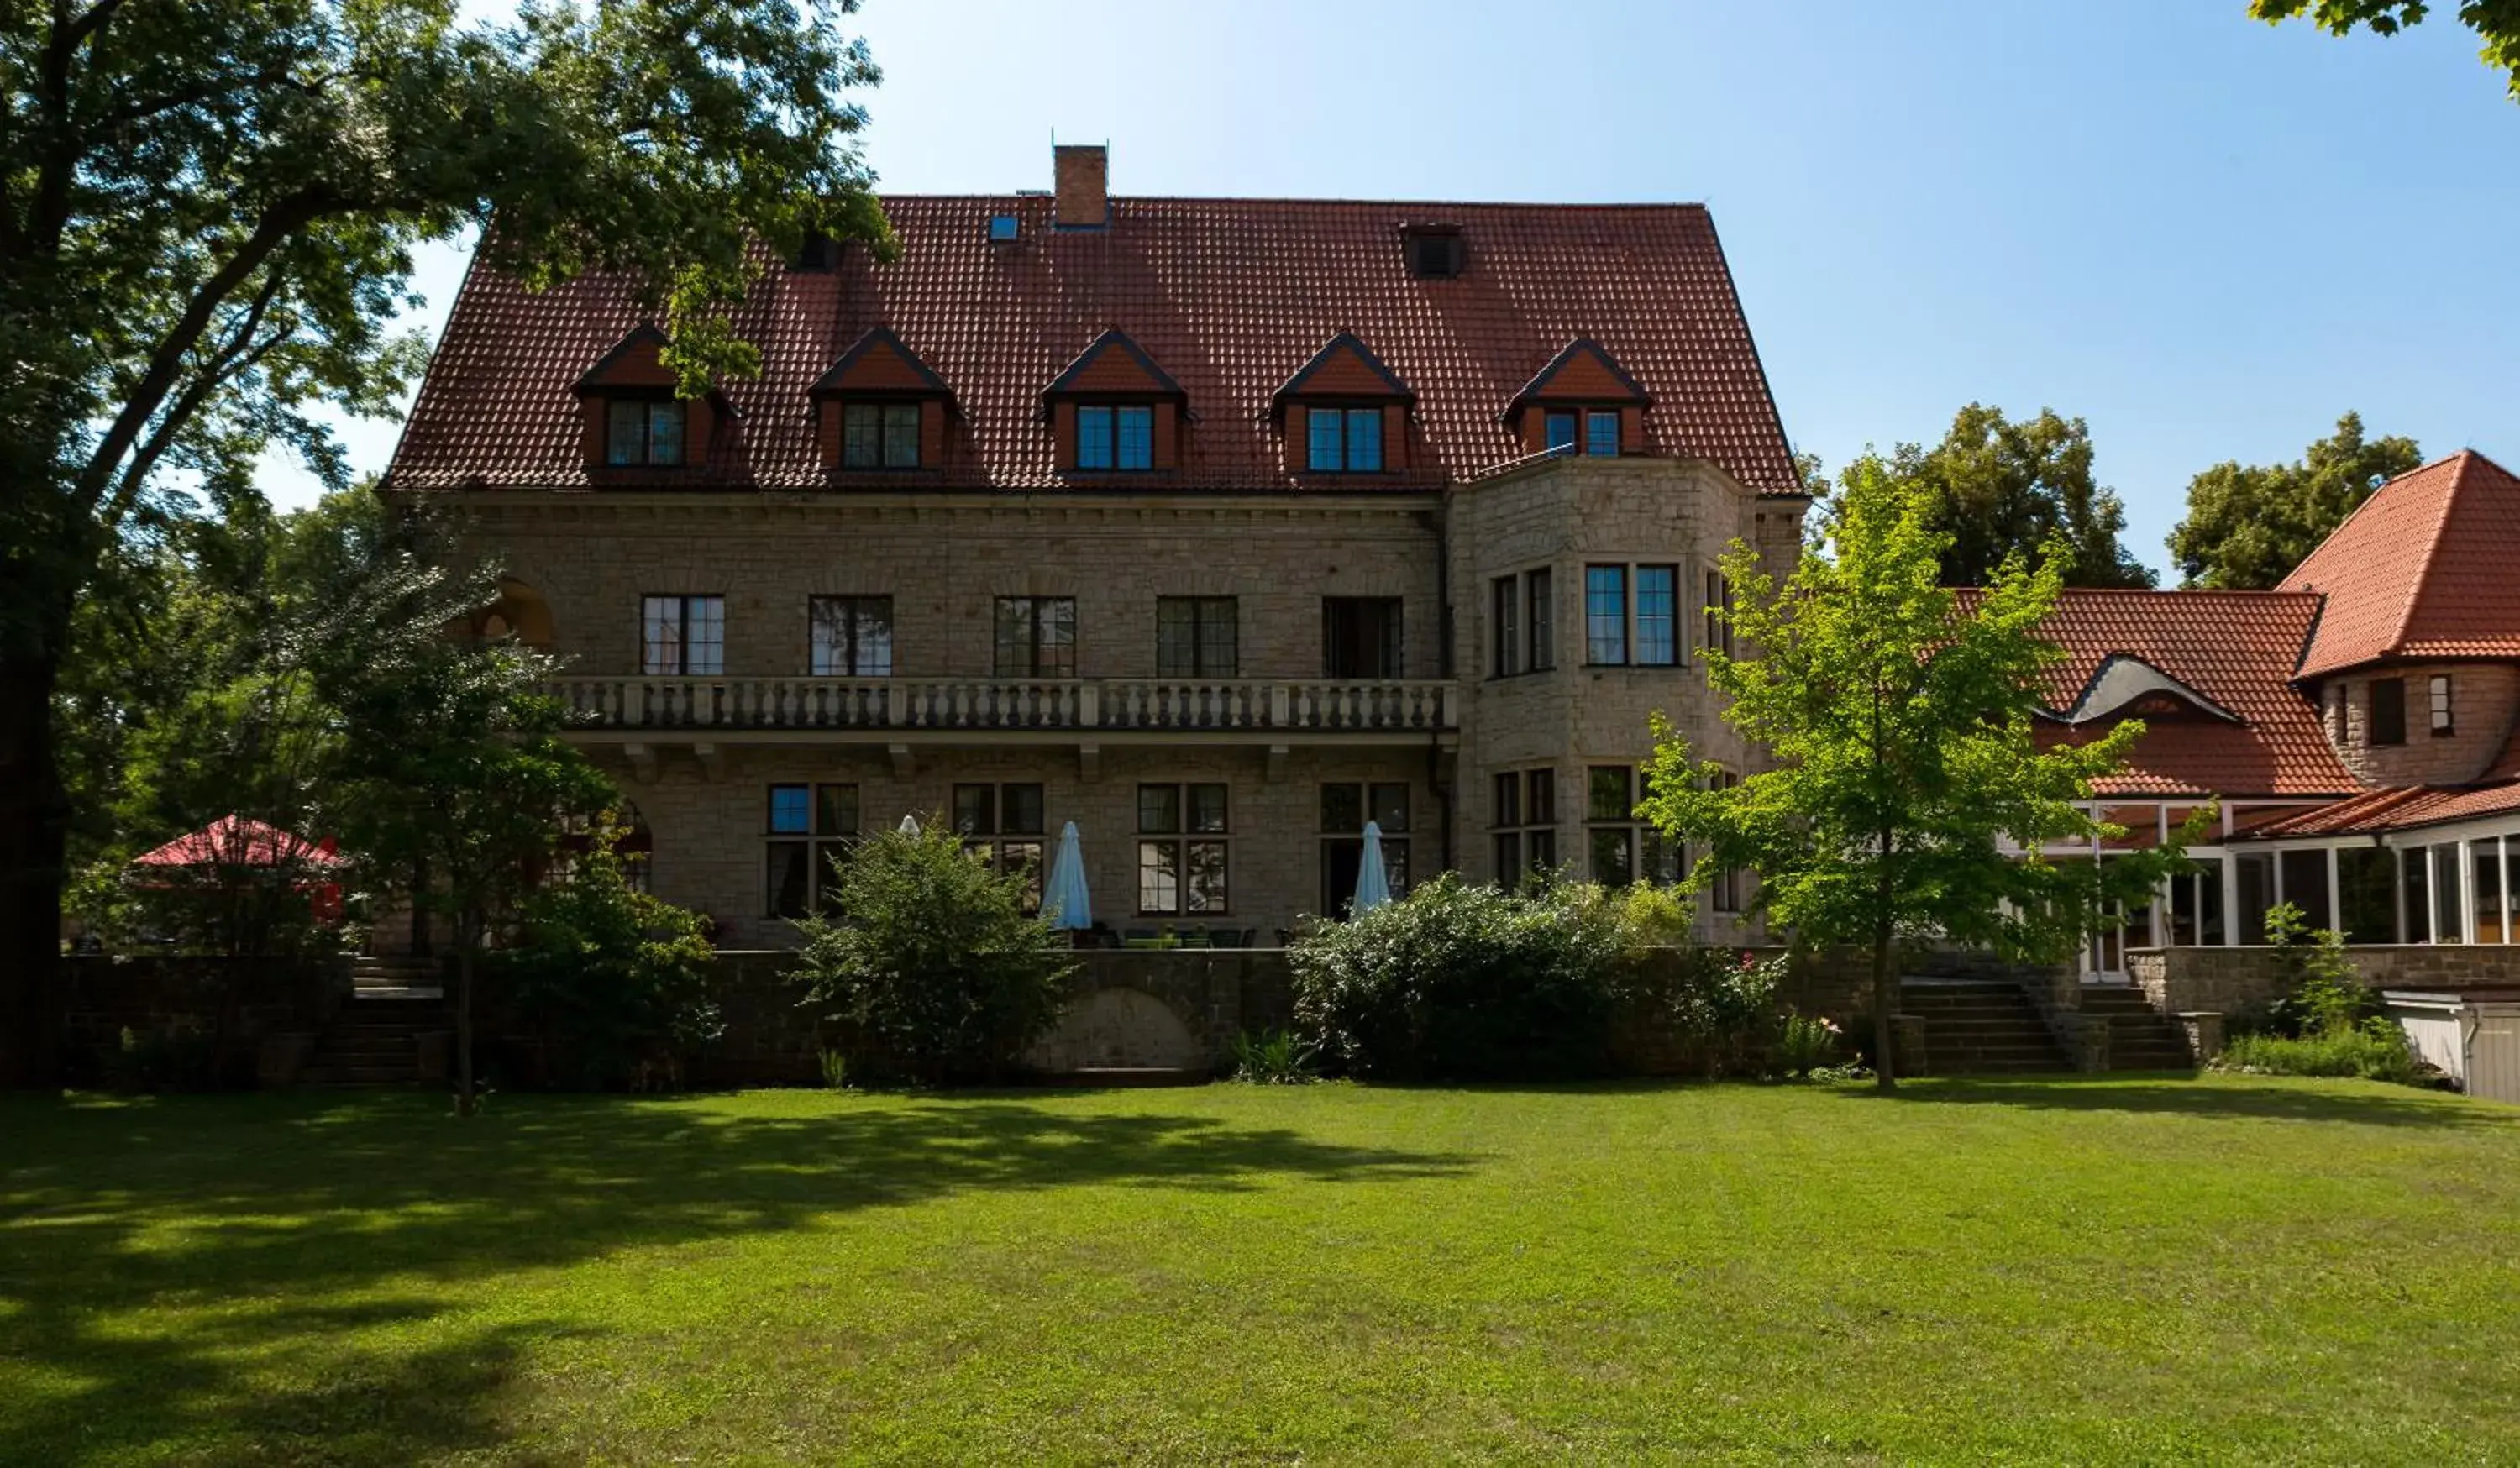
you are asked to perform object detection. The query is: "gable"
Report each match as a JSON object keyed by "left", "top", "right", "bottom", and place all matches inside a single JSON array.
[
  {"left": 1509, "top": 338, "right": 1651, "bottom": 411},
  {"left": 1042, "top": 328, "right": 1184, "bottom": 401},
  {"left": 2282, "top": 451, "right": 2520, "bottom": 676},
  {"left": 1273, "top": 333, "right": 1414, "bottom": 407},
  {"left": 810, "top": 327, "right": 956, "bottom": 401},
  {"left": 572, "top": 323, "right": 675, "bottom": 396}
]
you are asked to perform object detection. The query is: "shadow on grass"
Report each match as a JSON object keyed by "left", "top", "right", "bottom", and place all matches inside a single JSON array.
[
  {"left": 1837, "top": 1073, "right": 2515, "bottom": 1130},
  {"left": 0, "top": 1091, "right": 1471, "bottom": 1465}
]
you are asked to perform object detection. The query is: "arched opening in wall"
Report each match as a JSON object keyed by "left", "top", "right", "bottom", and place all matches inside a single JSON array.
[{"left": 451, "top": 578, "right": 557, "bottom": 649}]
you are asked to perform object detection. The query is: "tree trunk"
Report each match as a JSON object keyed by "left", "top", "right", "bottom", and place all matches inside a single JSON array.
[
  {"left": 454, "top": 931, "right": 476, "bottom": 1116},
  {"left": 1872, "top": 924, "right": 1898, "bottom": 1093},
  {"left": 0, "top": 649, "right": 70, "bottom": 1090}
]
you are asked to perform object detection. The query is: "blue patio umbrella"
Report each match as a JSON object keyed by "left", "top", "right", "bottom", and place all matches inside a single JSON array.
[
  {"left": 1353, "top": 820, "right": 1393, "bottom": 914},
  {"left": 1043, "top": 821, "right": 1092, "bottom": 931}
]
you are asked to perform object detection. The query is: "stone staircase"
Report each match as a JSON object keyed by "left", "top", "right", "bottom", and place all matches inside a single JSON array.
[
  {"left": 296, "top": 993, "right": 449, "bottom": 1088},
  {"left": 2078, "top": 983, "right": 2198, "bottom": 1071},
  {"left": 1898, "top": 978, "right": 2072, "bottom": 1074},
  {"left": 351, "top": 953, "right": 444, "bottom": 999}
]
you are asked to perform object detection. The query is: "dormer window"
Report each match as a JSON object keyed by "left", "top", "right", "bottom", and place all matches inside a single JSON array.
[
  {"left": 1307, "top": 406, "right": 1385, "bottom": 473},
  {"left": 606, "top": 399, "right": 687, "bottom": 467},
  {"left": 1078, "top": 405, "right": 1155, "bottom": 471},
  {"left": 1509, "top": 341, "right": 1651, "bottom": 459},
  {"left": 1045, "top": 329, "right": 1183, "bottom": 474},
  {"left": 842, "top": 401, "right": 922, "bottom": 469}
]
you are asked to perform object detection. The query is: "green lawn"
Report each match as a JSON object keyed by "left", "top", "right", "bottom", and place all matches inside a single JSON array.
[{"left": 4, "top": 1077, "right": 2517, "bottom": 1465}]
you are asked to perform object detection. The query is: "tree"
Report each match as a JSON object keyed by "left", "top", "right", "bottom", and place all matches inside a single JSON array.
[
  {"left": 328, "top": 620, "right": 612, "bottom": 1115},
  {"left": 1816, "top": 406, "right": 2155, "bottom": 589},
  {"left": 2166, "top": 412, "right": 2423, "bottom": 589},
  {"left": 790, "top": 821, "right": 1074, "bottom": 1085},
  {"left": 1637, "top": 455, "right": 2191, "bottom": 1090},
  {"left": 1, "top": 1, "right": 890, "bottom": 1085},
  {"left": 2250, "top": 1, "right": 2520, "bottom": 100}
]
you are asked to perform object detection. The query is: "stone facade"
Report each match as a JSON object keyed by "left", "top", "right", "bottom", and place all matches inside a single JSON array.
[
  {"left": 2315, "top": 662, "right": 2520, "bottom": 787},
  {"left": 2128, "top": 942, "right": 2520, "bottom": 1020},
  {"left": 442, "top": 454, "right": 1793, "bottom": 946}
]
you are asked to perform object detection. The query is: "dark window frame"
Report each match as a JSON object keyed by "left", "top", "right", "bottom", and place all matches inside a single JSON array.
[
  {"left": 954, "top": 782, "right": 1047, "bottom": 912},
  {"left": 808, "top": 595, "right": 895, "bottom": 677},
  {"left": 1583, "top": 764, "right": 1681, "bottom": 889},
  {"left": 1489, "top": 767, "right": 1558, "bottom": 885},
  {"left": 994, "top": 596, "right": 1079, "bottom": 679},
  {"left": 1136, "top": 782, "right": 1231, "bottom": 916},
  {"left": 1322, "top": 596, "right": 1404, "bottom": 679},
  {"left": 641, "top": 593, "right": 725, "bottom": 676},
  {"left": 605, "top": 395, "right": 690, "bottom": 467},
  {"left": 765, "top": 781, "right": 859, "bottom": 918},
  {"left": 1585, "top": 565, "right": 1628, "bottom": 666},
  {"left": 1320, "top": 781, "right": 1412, "bottom": 915},
  {"left": 2429, "top": 674, "right": 2454, "bottom": 737},
  {"left": 1074, "top": 402, "right": 1158, "bottom": 472},
  {"left": 1303, "top": 402, "right": 1388, "bottom": 474},
  {"left": 1157, "top": 596, "right": 1239, "bottom": 679},
  {"left": 840, "top": 400, "right": 923, "bottom": 469}
]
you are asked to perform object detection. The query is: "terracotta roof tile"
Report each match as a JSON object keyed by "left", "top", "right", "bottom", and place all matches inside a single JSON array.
[
  {"left": 2280, "top": 450, "right": 2520, "bottom": 678},
  {"left": 2240, "top": 779, "right": 2520, "bottom": 838},
  {"left": 386, "top": 195, "right": 1799, "bottom": 495},
  {"left": 1959, "top": 589, "right": 2355, "bottom": 798}
]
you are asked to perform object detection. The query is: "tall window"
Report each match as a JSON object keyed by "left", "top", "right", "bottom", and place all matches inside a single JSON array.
[
  {"left": 1322, "top": 597, "right": 1404, "bottom": 678},
  {"left": 766, "top": 783, "right": 858, "bottom": 918},
  {"left": 1491, "top": 768, "right": 1558, "bottom": 884},
  {"left": 2430, "top": 674, "right": 2454, "bottom": 736},
  {"left": 2370, "top": 676, "right": 2407, "bottom": 746},
  {"left": 1586, "top": 566, "right": 1626, "bottom": 665},
  {"left": 606, "top": 399, "right": 687, "bottom": 466},
  {"left": 1527, "top": 568, "right": 1554, "bottom": 671},
  {"left": 809, "top": 595, "right": 893, "bottom": 676},
  {"left": 1545, "top": 411, "right": 1578, "bottom": 452},
  {"left": 1137, "top": 783, "right": 1229, "bottom": 915},
  {"left": 995, "top": 596, "right": 1077, "bottom": 677},
  {"left": 1584, "top": 410, "right": 1620, "bottom": 458},
  {"left": 1585, "top": 765, "right": 1677, "bottom": 888},
  {"left": 956, "top": 783, "right": 1047, "bottom": 911},
  {"left": 1157, "top": 597, "right": 1237, "bottom": 678},
  {"left": 842, "top": 402, "right": 921, "bottom": 469},
  {"left": 1320, "top": 782, "right": 1410, "bottom": 914},
  {"left": 1077, "top": 404, "right": 1155, "bottom": 471},
  {"left": 1306, "top": 406, "right": 1384, "bottom": 472},
  {"left": 1492, "top": 569, "right": 1555, "bottom": 676},
  {"left": 642, "top": 595, "right": 724, "bottom": 675},
  {"left": 1634, "top": 564, "right": 1677, "bottom": 666},
  {"left": 1704, "top": 570, "right": 1734, "bottom": 659},
  {"left": 1490, "top": 575, "right": 1519, "bottom": 677}
]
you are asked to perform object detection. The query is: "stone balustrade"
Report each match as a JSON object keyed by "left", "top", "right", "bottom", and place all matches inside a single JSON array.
[{"left": 542, "top": 675, "right": 1455, "bottom": 735}]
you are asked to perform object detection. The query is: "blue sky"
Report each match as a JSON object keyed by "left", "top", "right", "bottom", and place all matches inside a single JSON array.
[{"left": 280, "top": 0, "right": 2520, "bottom": 580}]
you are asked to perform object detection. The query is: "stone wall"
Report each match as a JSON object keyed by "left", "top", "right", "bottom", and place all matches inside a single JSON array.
[
  {"left": 2129, "top": 943, "right": 2520, "bottom": 1019},
  {"left": 59, "top": 956, "right": 348, "bottom": 1086},
  {"left": 2317, "top": 663, "right": 2520, "bottom": 787}
]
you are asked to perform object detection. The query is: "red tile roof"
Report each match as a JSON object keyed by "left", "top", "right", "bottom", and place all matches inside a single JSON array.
[
  {"left": 2239, "top": 779, "right": 2520, "bottom": 839},
  {"left": 386, "top": 195, "right": 1800, "bottom": 495},
  {"left": 2280, "top": 451, "right": 2520, "bottom": 678},
  {"left": 1966, "top": 589, "right": 2355, "bottom": 798}
]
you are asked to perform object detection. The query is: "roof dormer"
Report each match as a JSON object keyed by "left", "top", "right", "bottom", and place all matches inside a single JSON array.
[
  {"left": 572, "top": 323, "right": 722, "bottom": 474},
  {"left": 1042, "top": 328, "right": 1184, "bottom": 474},
  {"left": 1506, "top": 338, "right": 1651, "bottom": 459},
  {"left": 1273, "top": 333, "right": 1413, "bottom": 477},
  {"left": 2042, "top": 654, "right": 2240, "bottom": 727},
  {"left": 809, "top": 327, "right": 958, "bottom": 472}
]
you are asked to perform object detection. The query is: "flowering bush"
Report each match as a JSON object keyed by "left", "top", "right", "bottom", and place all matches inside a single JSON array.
[{"left": 1771, "top": 1010, "right": 1842, "bottom": 1078}]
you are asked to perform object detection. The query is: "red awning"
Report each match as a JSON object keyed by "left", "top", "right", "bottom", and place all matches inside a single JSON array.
[{"left": 129, "top": 815, "right": 341, "bottom": 869}]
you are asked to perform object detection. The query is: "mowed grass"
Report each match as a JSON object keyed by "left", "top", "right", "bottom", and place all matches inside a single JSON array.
[{"left": 4, "top": 1077, "right": 2519, "bottom": 1465}]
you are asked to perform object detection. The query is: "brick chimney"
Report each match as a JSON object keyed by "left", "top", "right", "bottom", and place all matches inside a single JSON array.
[{"left": 1053, "top": 144, "right": 1108, "bottom": 229}]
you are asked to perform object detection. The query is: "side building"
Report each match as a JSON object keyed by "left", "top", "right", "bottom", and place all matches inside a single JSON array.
[{"left": 383, "top": 146, "right": 1809, "bottom": 947}]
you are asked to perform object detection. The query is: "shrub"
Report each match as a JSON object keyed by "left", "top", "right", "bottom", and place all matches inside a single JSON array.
[
  {"left": 791, "top": 819, "right": 1074, "bottom": 1084},
  {"left": 490, "top": 828, "right": 721, "bottom": 1089},
  {"left": 2218, "top": 1022, "right": 2418, "bottom": 1084},
  {"left": 817, "top": 1048, "right": 850, "bottom": 1090},
  {"left": 1230, "top": 1028, "right": 1320, "bottom": 1084},
  {"left": 1289, "top": 874, "right": 1626, "bottom": 1080},
  {"left": 1772, "top": 1010, "right": 1843, "bottom": 1078},
  {"left": 97, "top": 1024, "right": 214, "bottom": 1093},
  {"left": 1612, "top": 945, "right": 1793, "bottom": 1077}
]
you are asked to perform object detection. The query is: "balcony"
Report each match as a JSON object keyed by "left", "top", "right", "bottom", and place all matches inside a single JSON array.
[{"left": 542, "top": 676, "right": 1456, "bottom": 737}]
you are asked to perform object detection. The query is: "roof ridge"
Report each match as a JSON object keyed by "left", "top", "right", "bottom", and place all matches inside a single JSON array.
[{"left": 884, "top": 193, "right": 1719, "bottom": 212}]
